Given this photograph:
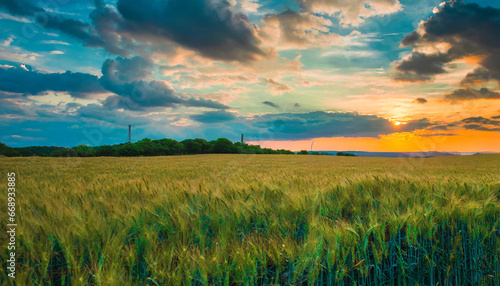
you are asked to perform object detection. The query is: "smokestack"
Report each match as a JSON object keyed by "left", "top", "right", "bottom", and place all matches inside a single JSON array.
[
  {"left": 241, "top": 134, "right": 244, "bottom": 143},
  {"left": 128, "top": 125, "right": 131, "bottom": 143}
]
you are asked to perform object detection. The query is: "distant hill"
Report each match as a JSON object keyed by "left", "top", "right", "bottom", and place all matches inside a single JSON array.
[{"left": 312, "top": 151, "right": 497, "bottom": 158}]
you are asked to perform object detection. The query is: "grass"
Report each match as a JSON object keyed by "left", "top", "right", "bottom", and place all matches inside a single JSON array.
[{"left": 0, "top": 154, "right": 499, "bottom": 285}]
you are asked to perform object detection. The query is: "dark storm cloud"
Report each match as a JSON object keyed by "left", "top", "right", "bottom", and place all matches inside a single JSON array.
[
  {"left": 392, "top": 72, "right": 432, "bottom": 83},
  {"left": 399, "top": 118, "right": 433, "bottom": 132},
  {"left": 42, "top": 14, "right": 104, "bottom": 47},
  {"left": 191, "top": 110, "right": 236, "bottom": 123},
  {"left": 89, "top": 0, "right": 130, "bottom": 57},
  {"left": 459, "top": 68, "right": 493, "bottom": 86},
  {"left": 116, "top": 0, "right": 268, "bottom": 62},
  {"left": 413, "top": 98, "right": 428, "bottom": 104},
  {"left": 460, "top": 116, "right": 500, "bottom": 126},
  {"left": 0, "top": 0, "right": 42, "bottom": 16},
  {"left": 395, "top": 52, "right": 450, "bottom": 78},
  {"left": 76, "top": 103, "right": 150, "bottom": 125},
  {"left": 1, "top": 0, "right": 131, "bottom": 57},
  {"left": 101, "top": 81, "right": 229, "bottom": 111},
  {"left": 0, "top": 66, "right": 106, "bottom": 98},
  {"left": 99, "top": 59, "right": 228, "bottom": 111},
  {"left": 101, "top": 57, "right": 154, "bottom": 83},
  {"left": 1, "top": 0, "right": 271, "bottom": 62},
  {"left": 394, "top": 0, "right": 500, "bottom": 85},
  {"left": 444, "top": 87, "right": 500, "bottom": 101},
  {"left": 262, "top": 101, "right": 280, "bottom": 108},
  {"left": 248, "top": 111, "right": 396, "bottom": 140},
  {"left": 0, "top": 55, "right": 229, "bottom": 112},
  {"left": 429, "top": 116, "right": 500, "bottom": 132},
  {"left": 400, "top": 31, "right": 420, "bottom": 47},
  {"left": 187, "top": 111, "right": 438, "bottom": 140},
  {"left": 0, "top": 0, "right": 104, "bottom": 47}
]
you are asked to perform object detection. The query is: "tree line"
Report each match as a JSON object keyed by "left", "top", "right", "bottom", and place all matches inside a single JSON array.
[
  {"left": 0, "top": 138, "right": 296, "bottom": 157},
  {"left": 0, "top": 138, "right": 356, "bottom": 157}
]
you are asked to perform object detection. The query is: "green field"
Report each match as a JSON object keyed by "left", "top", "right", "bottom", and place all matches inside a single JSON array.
[{"left": 1, "top": 155, "right": 499, "bottom": 285}]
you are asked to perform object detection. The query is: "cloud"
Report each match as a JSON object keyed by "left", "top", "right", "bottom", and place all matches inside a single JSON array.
[
  {"left": 50, "top": 50, "right": 64, "bottom": 55},
  {"left": 262, "top": 101, "right": 279, "bottom": 108},
  {"left": 0, "top": 0, "right": 43, "bottom": 16},
  {"left": 398, "top": 118, "right": 433, "bottom": 132},
  {"left": 184, "top": 111, "right": 439, "bottom": 140},
  {"left": 0, "top": 66, "right": 106, "bottom": 98},
  {"left": 394, "top": 1, "right": 500, "bottom": 85},
  {"left": 418, "top": 133, "right": 457, "bottom": 137},
  {"left": 178, "top": 74, "right": 254, "bottom": 89},
  {"left": 460, "top": 116, "right": 500, "bottom": 131},
  {"left": 1, "top": 0, "right": 276, "bottom": 62},
  {"left": 101, "top": 80, "right": 229, "bottom": 111},
  {"left": 101, "top": 56, "right": 154, "bottom": 83},
  {"left": 190, "top": 110, "right": 237, "bottom": 123},
  {"left": 413, "top": 98, "right": 428, "bottom": 104},
  {"left": 246, "top": 111, "right": 401, "bottom": 140},
  {"left": 100, "top": 58, "right": 229, "bottom": 111},
  {"left": 6, "top": 135, "right": 46, "bottom": 141},
  {"left": 0, "top": 11, "right": 30, "bottom": 22},
  {"left": 1, "top": 35, "right": 15, "bottom": 47},
  {"left": 0, "top": 56, "right": 229, "bottom": 111},
  {"left": 41, "top": 40, "right": 71, "bottom": 45},
  {"left": 296, "top": 0, "right": 402, "bottom": 27},
  {"left": 0, "top": 0, "right": 106, "bottom": 49},
  {"left": 262, "top": 78, "right": 293, "bottom": 95},
  {"left": 0, "top": 47, "right": 40, "bottom": 64},
  {"left": 231, "top": 0, "right": 261, "bottom": 13},
  {"left": 89, "top": 0, "right": 130, "bottom": 57},
  {"left": 430, "top": 115, "right": 500, "bottom": 132},
  {"left": 76, "top": 103, "right": 147, "bottom": 125},
  {"left": 259, "top": 9, "right": 339, "bottom": 50},
  {"left": 395, "top": 52, "right": 450, "bottom": 77},
  {"left": 116, "top": 0, "right": 270, "bottom": 62},
  {"left": 444, "top": 87, "right": 500, "bottom": 101},
  {"left": 42, "top": 14, "right": 104, "bottom": 47}
]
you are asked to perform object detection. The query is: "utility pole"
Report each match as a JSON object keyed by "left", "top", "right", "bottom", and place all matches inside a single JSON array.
[{"left": 128, "top": 125, "right": 131, "bottom": 143}]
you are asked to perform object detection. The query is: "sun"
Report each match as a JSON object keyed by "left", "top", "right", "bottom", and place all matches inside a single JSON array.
[{"left": 392, "top": 120, "right": 407, "bottom": 126}]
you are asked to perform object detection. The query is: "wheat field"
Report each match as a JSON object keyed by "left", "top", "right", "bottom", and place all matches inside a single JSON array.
[{"left": 1, "top": 154, "right": 499, "bottom": 285}]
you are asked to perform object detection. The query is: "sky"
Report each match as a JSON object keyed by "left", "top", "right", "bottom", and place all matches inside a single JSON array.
[{"left": 0, "top": 0, "right": 499, "bottom": 152}]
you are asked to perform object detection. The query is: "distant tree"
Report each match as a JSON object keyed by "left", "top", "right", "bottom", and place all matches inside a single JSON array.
[
  {"left": 310, "top": 152, "right": 320, "bottom": 155},
  {"left": 276, "top": 149, "right": 294, "bottom": 154},
  {"left": 136, "top": 138, "right": 157, "bottom": 156},
  {"left": 94, "top": 145, "right": 116, "bottom": 157},
  {"left": 297, "top": 150, "right": 309, "bottom": 155},
  {"left": 0, "top": 143, "right": 19, "bottom": 157},
  {"left": 116, "top": 143, "right": 140, "bottom": 156},
  {"left": 337, "top": 152, "right": 356, "bottom": 156},
  {"left": 209, "top": 138, "right": 238, "bottom": 154},
  {"left": 72, "top": 145, "right": 96, "bottom": 157},
  {"left": 181, "top": 139, "right": 202, "bottom": 154},
  {"left": 50, "top": 148, "right": 71, "bottom": 157},
  {"left": 194, "top": 138, "right": 211, "bottom": 154},
  {"left": 155, "top": 139, "right": 185, "bottom": 155}
]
